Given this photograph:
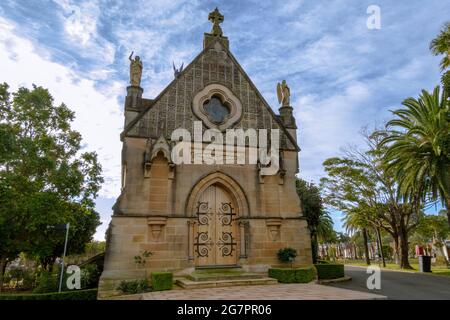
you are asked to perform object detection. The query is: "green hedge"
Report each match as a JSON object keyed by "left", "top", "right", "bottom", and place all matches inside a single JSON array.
[
  {"left": 151, "top": 272, "right": 173, "bottom": 291},
  {"left": 314, "top": 263, "right": 344, "bottom": 279},
  {"left": 268, "top": 267, "right": 316, "bottom": 283},
  {"left": 0, "top": 289, "right": 98, "bottom": 300}
]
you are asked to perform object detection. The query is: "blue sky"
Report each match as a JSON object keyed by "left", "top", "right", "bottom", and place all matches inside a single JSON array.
[{"left": 0, "top": 0, "right": 448, "bottom": 240}]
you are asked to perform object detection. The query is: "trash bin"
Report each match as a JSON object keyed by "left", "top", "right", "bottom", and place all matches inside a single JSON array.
[{"left": 418, "top": 255, "right": 431, "bottom": 272}]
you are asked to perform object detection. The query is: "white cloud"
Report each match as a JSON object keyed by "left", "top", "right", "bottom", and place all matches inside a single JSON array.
[
  {"left": 54, "top": 0, "right": 97, "bottom": 45},
  {"left": 0, "top": 16, "right": 123, "bottom": 199},
  {"left": 53, "top": 0, "right": 116, "bottom": 64},
  {"left": 295, "top": 81, "right": 371, "bottom": 182},
  {"left": 275, "top": 0, "right": 304, "bottom": 15}
]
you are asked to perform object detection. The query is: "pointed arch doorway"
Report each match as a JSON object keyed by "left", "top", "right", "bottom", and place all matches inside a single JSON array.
[{"left": 193, "top": 183, "right": 238, "bottom": 267}]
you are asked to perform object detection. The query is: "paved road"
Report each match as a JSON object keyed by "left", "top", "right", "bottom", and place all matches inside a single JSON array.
[{"left": 327, "top": 265, "right": 450, "bottom": 300}]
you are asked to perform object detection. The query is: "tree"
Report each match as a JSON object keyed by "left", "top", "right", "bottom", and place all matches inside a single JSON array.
[
  {"left": 316, "top": 212, "right": 336, "bottom": 244},
  {"left": 414, "top": 215, "right": 450, "bottom": 247},
  {"left": 381, "top": 87, "right": 450, "bottom": 227},
  {"left": 29, "top": 202, "right": 101, "bottom": 270},
  {"left": 0, "top": 83, "right": 103, "bottom": 289},
  {"left": 430, "top": 22, "right": 450, "bottom": 72},
  {"left": 321, "top": 130, "right": 421, "bottom": 269},
  {"left": 296, "top": 178, "right": 334, "bottom": 263},
  {"left": 342, "top": 206, "right": 373, "bottom": 265}
]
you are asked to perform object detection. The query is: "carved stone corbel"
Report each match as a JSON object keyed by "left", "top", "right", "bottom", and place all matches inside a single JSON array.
[
  {"left": 266, "top": 218, "right": 282, "bottom": 241},
  {"left": 147, "top": 217, "right": 167, "bottom": 241}
]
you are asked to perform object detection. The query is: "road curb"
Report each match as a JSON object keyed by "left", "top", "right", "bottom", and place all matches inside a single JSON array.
[{"left": 317, "top": 276, "right": 352, "bottom": 284}]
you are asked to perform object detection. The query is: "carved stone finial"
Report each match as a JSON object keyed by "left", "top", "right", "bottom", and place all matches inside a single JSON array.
[{"left": 208, "top": 7, "right": 224, "bottom": 36}]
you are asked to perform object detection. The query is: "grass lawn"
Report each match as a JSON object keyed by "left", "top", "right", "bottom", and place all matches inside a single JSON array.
[{"left": 337, "top": 258, "right": 450, "bottom": 277}]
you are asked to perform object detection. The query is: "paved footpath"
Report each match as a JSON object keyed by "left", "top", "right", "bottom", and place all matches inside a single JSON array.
[{"left": 142, "top": 283, "right": 385, "bottom": 300}]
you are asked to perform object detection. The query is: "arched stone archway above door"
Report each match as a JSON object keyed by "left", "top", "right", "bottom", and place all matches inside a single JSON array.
[{"left": 185, "top": 172, "right": 250, "bottom": 218}]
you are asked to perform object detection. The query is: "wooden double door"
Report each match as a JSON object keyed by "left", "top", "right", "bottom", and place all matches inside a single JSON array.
[{"left": 194, "top": 184, "right": 238, "bottom": 266}]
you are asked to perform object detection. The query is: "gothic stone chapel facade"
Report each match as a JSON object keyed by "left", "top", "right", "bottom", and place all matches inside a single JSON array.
[{"left": 99, "top": 9, "right": 312, "bottom": 296}]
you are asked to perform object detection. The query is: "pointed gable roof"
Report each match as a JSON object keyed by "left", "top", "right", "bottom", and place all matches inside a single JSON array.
[{"left": 121, "top": 38, "right": 300, "bottom": 152}]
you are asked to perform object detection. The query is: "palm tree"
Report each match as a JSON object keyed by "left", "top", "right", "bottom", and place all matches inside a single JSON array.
[
  {"left": 382, "top": 86, "right": 450, "bottom": 226},
  {"left": 430, "top": 22, "right": 450, "bottom": 71},
  {"left": 343, "top": 207, "right": 372, "bottom": 265},
  {"left": 316, "top": 211, "right": 335, "bottom": 243}
]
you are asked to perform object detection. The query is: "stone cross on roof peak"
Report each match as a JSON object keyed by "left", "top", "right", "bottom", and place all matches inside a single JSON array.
[{"left": 208, "top": 7, "right": 224, "bottom": 36}]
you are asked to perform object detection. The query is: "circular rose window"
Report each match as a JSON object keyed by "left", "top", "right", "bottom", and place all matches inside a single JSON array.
[{"left": 192, "top": 84, "right": 242, "bottom": 131}]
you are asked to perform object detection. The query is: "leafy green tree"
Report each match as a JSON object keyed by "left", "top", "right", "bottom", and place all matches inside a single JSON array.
[
  {"left": 296, "top": 178, "right": 334, "bottom": 263},
  {"left": 321, "top": 131, "right": 421, "bottom": 269},
  {"left": 415, "top": 215, "right": 450, "bottom": 245},
  {"left": 0, "top": 83, "right": 103, "bottom": 290},
  {"left": 381, "top": 87, "right": 450, "bottom": 227}
]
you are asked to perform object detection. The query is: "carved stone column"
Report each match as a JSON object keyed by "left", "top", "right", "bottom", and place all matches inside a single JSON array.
[
  {"left": 187, "top": 220, "right": 196, "bottom": 261},
  {"left": 239, "top": 220, "right": 248, "bottom": 258}
]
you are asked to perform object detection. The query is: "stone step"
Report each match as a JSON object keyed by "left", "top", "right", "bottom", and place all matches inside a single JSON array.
[
  {"left": 188, "top": 272, "right": 266, "bottom": 282},
  {"left": 176, "top": 277, "right": 278, "bottom": 289}
]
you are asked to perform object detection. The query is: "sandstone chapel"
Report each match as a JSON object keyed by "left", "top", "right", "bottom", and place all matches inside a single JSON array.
[{"left": 99, "top": 8, "right": 312, "bottom": 296}]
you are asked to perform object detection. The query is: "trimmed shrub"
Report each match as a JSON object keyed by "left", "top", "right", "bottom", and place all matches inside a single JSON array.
[
  {"left": 268, "top": 268, "right": 295, "bottom": 283},
  {"left": 117, "top": 279, "right": 150, "bottom": 294},
  {"left": 268, "top": 267, "right": 315, "bottom": 283},
  {"left": 294, "top": 267, "right": 316, "bottom": 283},
  {"left": 151, "top": 272, "right": 173, "bottom": 291},
  {"left": 314, "top": 263, "right": 344, "bottom": 280},
  {"left": 277, "top": 247, "right": 298, "bottom": 263},
  {"left": 0, "top": 289, "right": 97, "bottom": 300}
]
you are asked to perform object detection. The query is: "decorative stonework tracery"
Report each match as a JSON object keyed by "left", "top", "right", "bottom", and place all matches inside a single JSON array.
[
  {"left": 144, "top": 136, "right": 175, "bottom": 179},
  {"left": 192, "top": 84, "right": 242, "bottom": 131}
]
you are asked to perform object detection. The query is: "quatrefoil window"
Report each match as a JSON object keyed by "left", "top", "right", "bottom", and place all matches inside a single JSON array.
[
  {"left": 192, "top": 84, "right": 242, "bottom": 131},
  {"left": 203, "top": 96, "right": 231, "bottom": 124}
]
